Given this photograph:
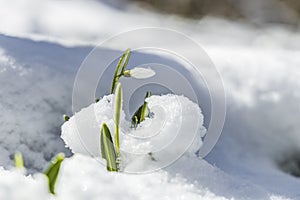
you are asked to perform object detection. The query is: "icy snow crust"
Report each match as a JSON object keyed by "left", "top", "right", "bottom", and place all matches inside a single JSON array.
[{"left": 62, "top": 94, "right": 206, "bottom": 173}]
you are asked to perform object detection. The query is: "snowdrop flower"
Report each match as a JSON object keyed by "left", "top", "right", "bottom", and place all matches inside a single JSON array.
[{"left": 123, "top": 67, "right": 155, "bottom": 79}]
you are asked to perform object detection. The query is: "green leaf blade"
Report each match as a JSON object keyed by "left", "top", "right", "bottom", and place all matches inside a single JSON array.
[
  {"left": 44, "top": 153, "right": 65, "bottom": 194},
  {"left": 101, "top": 123, "right": 117, "bottom": 172},
  {"left": 140, "top": 91, "right": 151, "bottom": 121},
  {"left": 131, "top": 91, "right": 151, "bottom": 128},
  {"left": 14, "top": 152, "right": 24, "bottom": 169}
]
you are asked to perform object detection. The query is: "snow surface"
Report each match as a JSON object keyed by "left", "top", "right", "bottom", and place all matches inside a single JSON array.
[
  {"left": 0, "top": 168, "right": 51, "bottom": 200},
  {"left": 0, "top": 0, "right": 300, "bottom": 199}
]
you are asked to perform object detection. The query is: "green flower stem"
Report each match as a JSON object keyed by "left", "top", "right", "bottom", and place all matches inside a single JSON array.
[
  {"left": 100, "top": 123, "right": 117, "bottom": 172},
  {"left": 110, "top": 49, "right": 131, "bottom": 94},
  {"left": 14, "top": 152, "right": 24, "bottom": 169},
  {"left": 44, "top": 153, "right": 65, "bottom": 194},
  {"left": 114, "top": 83, "right": 122, "bottom": 158}
]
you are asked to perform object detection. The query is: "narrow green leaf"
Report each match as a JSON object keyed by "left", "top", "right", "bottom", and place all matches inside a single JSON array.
[
  {"left": 140, "top": 91, "right": 151, "bottom": 121},
  {"left": 131, "top": 106, "right": 142, "bottom": 128},
  {"left": 95, "top": 98, "right": 100, "bottom": 103},
  {"left": 133, "top": 116, "right": 138, "bottom": 126},
  {"left": 114, "top": 83, "right": 122, "bottom": 157},
  {"left": 120, "top": 49, "right": 131, "bottom": 74},
  {"left": 44, "top": 153, "right": 65, "bottom": 194},
  {"left": 110, "top": 49, "right": 131, "bottom": 94},
  {"left": 101, "top": 123, "right": 117, "bottom": 172},
  {"left": 131, "top": 91, "right": 151, "bottom": 128},
  {"left": 14, "top": 152, "right": 24, "bottom": 169}
]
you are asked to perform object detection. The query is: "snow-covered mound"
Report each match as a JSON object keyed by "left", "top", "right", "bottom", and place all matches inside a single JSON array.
[
  {"left": 62, "top": 93, "right": 206, "bottom": 172},
  {"left": 55, "top": 154, "right": 231, "bottom": 200},
  {"left": 0, "top": 154, "right": 260, "bottom": 200},
  {"left": 0, "top": 168, "right": 51, "bottom": 200}
]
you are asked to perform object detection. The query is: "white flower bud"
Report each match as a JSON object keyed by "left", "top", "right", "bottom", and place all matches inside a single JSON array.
[{"left": 125, "top": 67, "right": 155, "bottom": 79}]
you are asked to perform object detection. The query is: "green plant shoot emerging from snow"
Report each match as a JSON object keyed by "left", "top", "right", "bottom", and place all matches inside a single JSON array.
[
  {"left": 14, "top": 152, "right": 65, "bottom": 195},
  {"left": 131, "top": 91, "right": 152, "bottom": 128},
  {"left": 14, "top": 151, "right": 24, "bottom": 170},
  {"left": 44, "top": 153, "right": 65, "bottom": 194},
  {"left": 100, "top": 123, "right": 117, "bottom": 172},
  {"left": 100, "top": 83, "right": 122, "bottom": 172},
  {"left": 99, "top": 49, "right": 156, "bottom": 172}
]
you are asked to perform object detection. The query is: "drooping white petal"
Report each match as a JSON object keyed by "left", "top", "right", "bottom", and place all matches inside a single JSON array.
[{"left": 129, "top": 67, "right": 156, "bottom": 79}]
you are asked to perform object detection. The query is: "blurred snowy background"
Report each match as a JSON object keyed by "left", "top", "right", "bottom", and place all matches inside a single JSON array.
[{"left": 0, "top": 0, "right": 300, "bottom": 199}]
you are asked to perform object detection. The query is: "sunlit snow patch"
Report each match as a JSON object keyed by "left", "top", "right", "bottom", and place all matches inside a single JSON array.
[{"left": 61, "top": 94, "right": 206, "bottom": 172}]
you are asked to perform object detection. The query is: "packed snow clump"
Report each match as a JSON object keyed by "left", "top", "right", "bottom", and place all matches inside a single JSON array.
[{"left": 61, "top": 93, "right": 206, "bottom": 172}]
